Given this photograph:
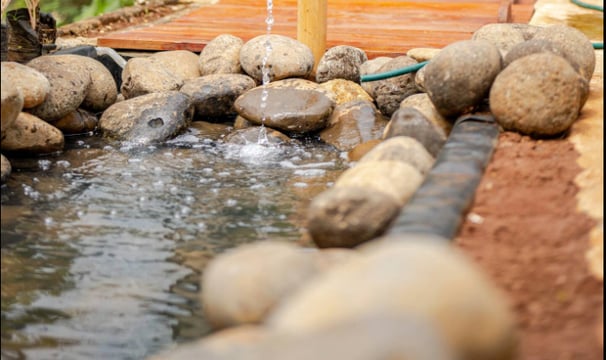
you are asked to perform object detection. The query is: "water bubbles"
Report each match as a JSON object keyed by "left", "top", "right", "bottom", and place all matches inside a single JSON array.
[
  {"left": 293, "top": 169, "right": 326, "bottom": 177},
  {"left": 38, "top": 159, "right": 52, "bottom": 171},
  {"left": 169, "top": 186, "right": 178, "bottom": 194},
  {"left": 44, "top": 217, "right": 54, "bottom": 226},
  {"left": 56, "top": 160, "right": 71, "bottom": 168},
  {"left": 293, "top": 182, "right": 308, "bottom": 188},
  {"left": 22, "top": 184, "right": 41, "bottom": 200},
  {"left": 197, "top": 222, "right": 207, "bottom": 231},
  {"left": 225, "top": 199, "right": 238, "bottom": 207},
  {"left": 184, "top": 195, "right": 195, "bottom": 205},
  {"left": 202, "top": 168, "right": 213, "bottom": 176}
]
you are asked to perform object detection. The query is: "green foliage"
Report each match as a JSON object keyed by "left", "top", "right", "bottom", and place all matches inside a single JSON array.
[{"left": 5, "top": 0, "right": 134, "bottom": 26}]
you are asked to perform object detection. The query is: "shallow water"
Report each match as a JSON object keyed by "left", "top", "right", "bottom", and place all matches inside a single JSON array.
[{"left": 1, "top": 128, "right": 348, "bottom": 359}]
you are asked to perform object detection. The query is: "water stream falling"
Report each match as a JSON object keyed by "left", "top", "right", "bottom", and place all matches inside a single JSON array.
[{"left": 258, "top": 0, "right": 274, "bottom": 145}]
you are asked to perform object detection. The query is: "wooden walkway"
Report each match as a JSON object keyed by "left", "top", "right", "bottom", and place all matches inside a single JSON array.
[{"left": 97, "top": 0, "right": 536, "bottom": 58}]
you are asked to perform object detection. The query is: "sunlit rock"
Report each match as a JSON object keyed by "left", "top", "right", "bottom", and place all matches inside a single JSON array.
[
  {"left": 151, "top": 50, "right": 201, "bottom": 81},
  {"left": 1, "top": 77, "right": 23, "bottom": 137},
  {"left": 424, "top": 40, "right": 502, "bottom": 118},
  {"left": 359, "top": 136, "right": 434, "bottom": 175},
  {"left": 1, "top": 61, "right": 50, "bottom": 108},
  {"left": 201, "top": 241, "right": 319, "bottom": 329},
  {"left": 1, "top": 112, "right": 64, "bottom": 154},
  {"left": 384, "top": 107, "right": 447, "bottom": 157},
  {"left": 240, "top": 34, "right": 314, "bottom": 82},
  {"left": 315, "top": 45, "right": 368, "bottom": 83},
  {"left": 307, "top": 185, "right": 401, "bottom": 248},
  {"left": 334, "top": 160, "right": 423, "bottom": 206},
  {"left": 0, "top": 154, "right": 11, "bottom": 183},
  {"left": 99, "top": 91, "right": 193, "bottom": 144},
  {"left": 268, "top": 238, "right": 517, "bottom": 360},
  {"left": 318, "top": 79, "right": 373, "bottom": 105},
  {"left": 121, "top": 57, "right": 183, "bottom": 99},
  {"left": 26, "top": 54, "right": 92, "bottom": 122},
  {"left": 490, "top": 53, "right": 584, "bottom": 137},
  {"left": 369, "top": 55, "right": 420, "bottom": 117},
  {"left": 199, "top": 34, "right": 244, "bottom": 75}
]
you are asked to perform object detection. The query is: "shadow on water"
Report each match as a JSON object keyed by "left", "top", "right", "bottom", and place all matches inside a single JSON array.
[{"left": 1, "top": 128, "right": 348, "bottom": 359}]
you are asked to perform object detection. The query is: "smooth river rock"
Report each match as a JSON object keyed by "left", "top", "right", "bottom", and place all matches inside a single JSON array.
[
  {"left": 533, "top": 24, "right": 596, "bottom": 81},
  {"left": 26, "top": 54, "right": 92, "bottom": 122},
  {"left": 490, "top": 52, "right": 584, "bottom": 137},
  {"left": 319, "top": 100, "right": 388, "bottom": 151},
  {"left": 53, "top": 108, "right": 98, "bottom": 135},
  {"left": 359, "top": 135, "right": 434, "bottom": 175},
  {"left": 424, "top": 40, "right": 502, "bottom": 118},
  {"left": 1, "top": 112, "right": 64, "bottom": 154},
  {"left": 99, "top": 91, "right": 193, "bottom": 144},
  {"left": 180, "top": 74, "right": 256, "bottom": 120},
  {"left": 1, "top": 61, "right": 50, "bottom": 108},
  {"left": 318, "top": 79, "right": 373, "bottom": 105},
  {"left": 384, "top": 107, "right": 447, "bottom": 158},
  {"left": 399, "top": 93, "right": 452, "bottom": 135},
  {"left": 76, "top": 55, "right": 118, "bottom": 112},
  {"left": 334, "top": 160, "right": 423, "bottom": 206},
  {"left": 1, "top": 77, "right": 23, "bottom": 136},
  {"left": 1, "top": 154, "right": 11, "bottom": 183},
  {"left": 199, "top": 34, "right": 244, "bottom": 75},
  {"left": 201, "top": 241, "right": 319, "bottom": 329},
  {"left": 370, "top": 56, "right": 420, "bottom": 117},
  {"left": 234, "top": 86, "right": 334, "bottom": 134},
  {"left": 121, "top": 57, "right": 184, "bottom": 99},
  {"left": 315, "top": 45, "right": 368, "bottom": 83},
  {"left": 268, "top": 238, "right": 517, "bottom": 360},
  {"left": 307, "top": 185, "right": 401, "bottom": 248},
  {"left": 472, "top": 23, "right": 527, "bottom": 56},
  {"left": 239, "top": 34, "right": 314, "bottom": 82},
  {"left": 150, "top": 50, "right": 201, "bottom": 81}
]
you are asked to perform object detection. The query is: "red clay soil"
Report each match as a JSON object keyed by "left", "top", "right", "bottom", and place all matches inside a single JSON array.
[{"left": 455, "top": 131, "right": 603, "bottom": 360}]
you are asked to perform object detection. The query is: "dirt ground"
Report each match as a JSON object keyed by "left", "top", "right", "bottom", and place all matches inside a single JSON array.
[{"left": 55, "top": 2, "right": 603, "bottom": 358}]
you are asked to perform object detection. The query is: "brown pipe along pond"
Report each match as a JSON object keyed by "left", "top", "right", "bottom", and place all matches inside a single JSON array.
[{"left": 1, "top": 130, "right": 348, "bottom": 359}]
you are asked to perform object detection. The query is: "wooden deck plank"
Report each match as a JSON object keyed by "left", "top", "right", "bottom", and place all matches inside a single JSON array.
[{"left": 97, "top": 0, "right": 536, "bottom": 57}]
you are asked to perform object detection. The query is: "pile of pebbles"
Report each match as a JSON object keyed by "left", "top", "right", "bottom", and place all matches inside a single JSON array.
[{"left": 1, "top": 22, "right": 596, "bottom": 360}]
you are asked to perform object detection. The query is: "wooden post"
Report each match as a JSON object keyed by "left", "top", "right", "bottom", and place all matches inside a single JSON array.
[{"left": 297, "top": 0, "right": 327, "bottom": 74}]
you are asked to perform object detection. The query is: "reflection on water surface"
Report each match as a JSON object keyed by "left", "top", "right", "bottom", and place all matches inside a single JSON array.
[{"left": 1, "top": 129, "right": 347, "bottom": 359}]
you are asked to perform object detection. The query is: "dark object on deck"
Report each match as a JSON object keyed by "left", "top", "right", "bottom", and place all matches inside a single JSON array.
[
  {"left": 6, "top": 8, "right": 56, "bottom": 63},
  {"left": 387, "top": 113, "right": 500, "bottom": 240},
  {"left": 1, "top": 23, "right": 7, "bottom": 62}
]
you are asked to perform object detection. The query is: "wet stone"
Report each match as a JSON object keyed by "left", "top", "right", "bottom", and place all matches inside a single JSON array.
[
  {"left": 234, "top": 87, "right": 334, "bottom": 134},
  {"left": 239, "top": 34, "right": 314, "bottom": 83},
  {"left": 1, "top": 61, "right": 50, "bottom": 109},
  {"left": 26, "top": 54, "right": 92, "bottom": 122},
  {"left": 399, "top": 93, "right": 452, "bottom": 136},
  {"left": 318, "top": 79, "right": 373, "bottom": 105},
  {"left": 319, "top": 100, "right": 387, "bottom": 151},
  {"left": 53, "top": 108, "right": 98, "bottom": 135},
  {"left": 151, "top": 50, "right": 201, "bottom": 81},
  {"left": 76, "top": 55, "right": 118, "bottom": 112},
  {"left": 533, "top": 24, "right": 596, "bottom": 81},
  {"left": 472, "top": 23, "right": 527, "bottom": 56},
  {"left": 359, "top": 136, "right": 435, "bottom": 175},
  {"left": 370, "top": 56, "right": 420, "bottom": 117},
  {"left": 424, "top": 40, "right": 502, "bottom": 118},
  {"left": 315, "top": 45, "right": 368, "bottom": 83},
  {"left": 180, "top": 74, "right": 256, "bottom": 121},
  {"left": 99, "top": 91, "right": 193, "bottom": 144},
  {"left": 1, "top": 77, "right": 23, "bottom": 136},
  {"left": 384, "top": 107, "right": 447, "bottom": 158},
  {"left": 490, "top": 52, "right": 583, "bottom": 137},
  {"left": 223, "top": 126, "right": 291, "bottom": 146},
  {"left": 199, "top": 34, "right": 244, "bottom": 75},
  {"left": 1, "top": 153, "right": 11, "bottom": 183},
  {"left": 1, "top": 112, "right": 64, "bottom": 154},
  {"left": 190, "top": 121, "right": 233, "bottom": 141},
  {"left": 121, "top": 57, "right": 184, "bottom": 99},
  {"left": 307, "top": 185, "right": 401, "bottom": 248}
]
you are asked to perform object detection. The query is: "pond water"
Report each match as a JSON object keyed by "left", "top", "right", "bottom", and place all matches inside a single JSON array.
[{"left": 1, "top": 128, "right": 348, "bottom": 359}]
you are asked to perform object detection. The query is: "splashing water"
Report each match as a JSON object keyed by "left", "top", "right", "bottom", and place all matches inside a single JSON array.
[{"left": 258, "top": 0, "right": 274, "bottom": 145}]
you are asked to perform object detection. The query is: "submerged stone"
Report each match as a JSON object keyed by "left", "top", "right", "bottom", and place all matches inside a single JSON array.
[
  {"left": 234, "top": 87, "right": 334, "bottom": 134},
  {"left": 99, "top": 91, "right": 193, "bottom": 144}
]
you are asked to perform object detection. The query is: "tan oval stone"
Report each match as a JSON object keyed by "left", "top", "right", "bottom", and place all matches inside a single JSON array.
[
  {"left": 1, "top": 154, "right": 11, "bottom": 183},
  {"left": 201, "top": 241, "right": 319, "bottom": 329},
  {"left": 151, "top": 50, "right": 201, "bottom": 80},
  {"left": 359, "top": 136, "right": 434, "bottom": 175},
  {"left": 1, "top": 112, "right": 64, "bottom": 154},
  {"left": 406, "top": 47, "right": 441, "bottom": 62},
  {"left": 318, "top": 79, "right": 373, "bottom": 105},
  {"left": 268, "top": 238, "right": 517, "bottom": 360},
  {"left": 399, "top": 93, "right": 452, "bottom": 135},
  {"left": 77, "top": 56, "right": 118, "bottom": 112},
  {"left": 1, "top": 61, "right": 50, "bottom": 109},
  {"left": 1, "top": 77, "right": 23, "bottom": 136},
  {"left": 335, "top": 160, "right": 423, "bottom": 205}
]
